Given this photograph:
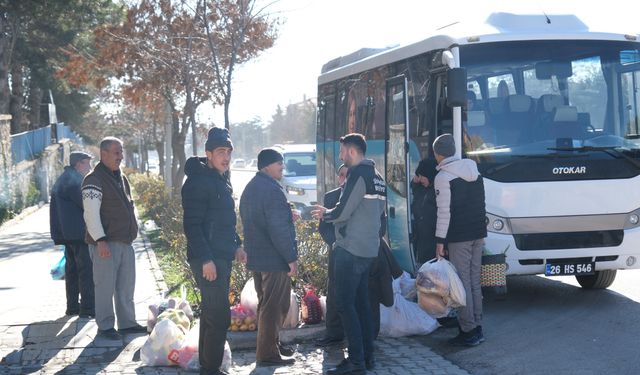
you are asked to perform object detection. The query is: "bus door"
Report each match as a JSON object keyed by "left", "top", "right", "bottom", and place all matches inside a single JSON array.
[{"left": 385, "top": 75, "right": 416, "bottom": 273}]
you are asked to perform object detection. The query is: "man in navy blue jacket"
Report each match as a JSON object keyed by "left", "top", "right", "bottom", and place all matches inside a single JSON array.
[
  {"left": 50, "top": 151, "right": 94, "bottom": 317},
  {"left": 240, "top": 147, "right": 298, "bottom": 367},
  {"left": 182, "top": 128, "right": 246, "bottom": 375}
]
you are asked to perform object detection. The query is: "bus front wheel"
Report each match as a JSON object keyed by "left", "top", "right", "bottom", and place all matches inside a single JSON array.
[{"left": 575, "top": 270, "right": 617, "bottom": 289}]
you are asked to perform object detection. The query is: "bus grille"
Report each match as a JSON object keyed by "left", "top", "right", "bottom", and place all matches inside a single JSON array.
[{"left": 513, "top": 230, "right": 623, "bottom": 250}]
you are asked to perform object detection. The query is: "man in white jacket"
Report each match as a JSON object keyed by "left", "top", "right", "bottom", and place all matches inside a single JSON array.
[{"left": 433, "top": 133, "right": 487, "bottom": 346}]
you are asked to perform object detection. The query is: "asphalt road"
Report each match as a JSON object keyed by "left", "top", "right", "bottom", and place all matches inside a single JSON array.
[{"left": 417, "top": 270, "right": 640, "bottom": 375}]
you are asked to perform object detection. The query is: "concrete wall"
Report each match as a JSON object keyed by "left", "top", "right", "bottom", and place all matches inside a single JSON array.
[{"left": 1, "top": 114, "right": 74, "bottom": 222}]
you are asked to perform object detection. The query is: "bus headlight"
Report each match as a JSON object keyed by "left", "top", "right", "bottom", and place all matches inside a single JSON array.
[
  {"left": 486, "top": 212, "right": 511, "bottom": 234},
  {"left": 625, "top": 210, "right": 640, "bottom": 229},
  {"left": 629, "top": 214, "right": 639, "bottom": 226}
]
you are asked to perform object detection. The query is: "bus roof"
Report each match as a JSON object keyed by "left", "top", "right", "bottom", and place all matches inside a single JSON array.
[{"left": 318, "top": 12, "right": 639, "bottom": 85}]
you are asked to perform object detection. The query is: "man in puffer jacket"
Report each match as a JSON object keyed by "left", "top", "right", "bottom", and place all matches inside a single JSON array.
[
  {"left": 433, "top": 133, "right": 487, "bottom": 347},
  {"left": 182, "top": 127, "right": 246, "bottom": 375}
]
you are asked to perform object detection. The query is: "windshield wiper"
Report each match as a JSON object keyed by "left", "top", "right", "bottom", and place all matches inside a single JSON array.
[{"left": 547, "top": 146, "right": 640, "bottom": 170}]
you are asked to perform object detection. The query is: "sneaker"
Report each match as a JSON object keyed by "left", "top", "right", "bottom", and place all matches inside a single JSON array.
[
  {"left": 97, "top": 328, "right": 121, "bottom": 341},
  {"left": 326, "top": 359, "right": 366, "bottom": 375},
  {"left": 118, "top": 323, "right": 148, "bottom": 334},
  {"left": 315, "top": 336, "right": 344, "bottom": 347},
  {"left": 278, "top": 343, "right": 295, "bottom": 357}
]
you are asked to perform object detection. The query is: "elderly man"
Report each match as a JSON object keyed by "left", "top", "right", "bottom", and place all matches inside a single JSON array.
[
  {"left": 50, "top": 151, "right": 95, "bottom": 318},
  {"left": 82, "top": 137, "right": 145, "bottom": 341},
  {"left": 240, "top": 147, "right": 298, "bottom": 367}
]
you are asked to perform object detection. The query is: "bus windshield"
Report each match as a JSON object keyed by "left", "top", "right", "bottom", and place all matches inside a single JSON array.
[{"left": 461, "top": 40, "right": 640, "bottom": 181}]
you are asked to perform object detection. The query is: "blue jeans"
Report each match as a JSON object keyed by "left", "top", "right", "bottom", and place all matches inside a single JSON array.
[{"left": 333, "top": 247, "right": 374, "bottom": 366}]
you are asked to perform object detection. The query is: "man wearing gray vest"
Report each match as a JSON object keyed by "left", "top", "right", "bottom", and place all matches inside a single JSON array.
[{"left": 82, "top": 137, "right": 145, "bottom": 341}]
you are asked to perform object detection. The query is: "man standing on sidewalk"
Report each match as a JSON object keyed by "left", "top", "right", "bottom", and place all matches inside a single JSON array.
[
  {"left": 433, "top": 133, "right": 487, "bottom": 346},
  {"left": 240, "top": 147, "right": 298, "bottom": 367},
  {"left": 316, "top": 164, "right": 348, "bottom": 347},
  {"left": 50, "top": 151, "right": 95, "bottom": 318},
  {"left": 312, "top": 133, "right": 387, "bottom": 375},
  {"left": 182, "top": 127, "right": 246, "bottom": 375},
  {"left": 82, "top": 137, "right": 145, "bottom": 340}
]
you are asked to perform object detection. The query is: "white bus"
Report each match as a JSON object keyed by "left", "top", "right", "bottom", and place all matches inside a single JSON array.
[{"left": 316, "top": 12, "right": 640, "bottom": 289}]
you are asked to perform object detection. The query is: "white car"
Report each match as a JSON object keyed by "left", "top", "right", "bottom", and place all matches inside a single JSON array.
[
  {"left": 231, "top": 159, "right": 246, "bottom": 169},
  {"left": 275, "top": 144, "right": 317, "bottom": 219}
]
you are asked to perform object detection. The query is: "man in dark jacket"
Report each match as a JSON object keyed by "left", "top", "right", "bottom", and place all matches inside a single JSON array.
[
  {"left": 182, "top": 127, "right": 246, "bottom": 375},
  {"left": 433, "top": 133, "right": 487, "bottom": 347},
  {"left": 312, "top": 133, "right": 387, "bottom": 375},
  {"left": 240, "top": 147, "right": 298, "bottom": 367},
  {"left": 83, "top": 137, "right": 144, "bottom": 340},
  {"left": 411, "top": 158, "right": 438, "bottom": 264},
  {"left": 50, "top": 151, "right": 94, "bottom": 317},
  {"left": 316, "top": 164, "right": 348, "bottom": 346}
]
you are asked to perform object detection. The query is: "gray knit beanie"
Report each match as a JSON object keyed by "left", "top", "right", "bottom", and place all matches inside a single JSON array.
[{"left": 205, "top": 127, "right": 233, "bottom": 151}]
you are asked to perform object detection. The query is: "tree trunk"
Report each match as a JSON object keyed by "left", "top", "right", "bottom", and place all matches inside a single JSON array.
[
  {"left": 27, "top": 83, "right": 42, "bottom": 128},
  {"left": 155, "top": 139, "right": 165, "bottom": 178},
  {"left": 9, "top": 63, "right": 23, "bottom": 133},
  {"left": 0, "top": 56, "right": 10, "bottom": 115}
]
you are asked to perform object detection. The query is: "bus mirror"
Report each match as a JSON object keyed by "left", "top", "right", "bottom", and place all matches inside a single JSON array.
[
  {"left": 447, "top": 68, "right": 467, "bottom": 107},
  {"left": 536, "top": 61, "right": 573, "bottom": 79}
]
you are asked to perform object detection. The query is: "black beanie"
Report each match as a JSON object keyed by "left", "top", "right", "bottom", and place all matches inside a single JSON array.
[
  {"left": 415, "top": 158, "right": 438, "bottom": 183},
  {"left": 258, "top": 148, "right": 284, "bottom": 170},
  {"left": 205, "top": 127, "right": 233, "bottom": 151}
]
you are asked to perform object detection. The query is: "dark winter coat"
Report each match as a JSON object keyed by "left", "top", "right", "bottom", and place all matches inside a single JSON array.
[
  {"left": 50, "top": 166, "right": 86, "bottom": 244},
  {"left": 239, "top": 171, "right": 297, "bottom": 272},
  {"left": 319, "top": 187, "right": 341, "bottom": 246},
  {"left": 182, "top": 157, "right": 241, "bottom": 264}
]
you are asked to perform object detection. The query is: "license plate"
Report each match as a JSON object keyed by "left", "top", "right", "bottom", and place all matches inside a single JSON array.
[{"left": 545, "top": 262, "right": 595, "bottom": 276}]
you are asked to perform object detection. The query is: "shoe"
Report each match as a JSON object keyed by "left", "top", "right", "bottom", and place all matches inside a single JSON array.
[
  {"left": 65, "top": 309, "right": 79, "bottom": 316},
  {"left": 315, "top": 336, "right": 344, "bottom": 347},
  {"left": 449, "top": 328, "right": 483, "bottom": 347},
  {"left": 118, "top": 323, "right": 148, "bottom": 334},
  {"left": 326, "top": 359, "right": 366, "bottom": 375},
  {"left": 256, "top": 357, "right": 295, "bottom": 367},
  {"left": 475, "top": 325, "right": 486, "bottom": 343},
  {"left": 79, "top": 310, "right": 94, "bottom": 319},
  {"left": 365, "top": 357, "right": 376, "bottom": 370},
  {"left": 278, "top": 343, "right": 295, "bottom": 357},
  {"left": 97, "top": 328, "right": 121, "bottom": 340}
]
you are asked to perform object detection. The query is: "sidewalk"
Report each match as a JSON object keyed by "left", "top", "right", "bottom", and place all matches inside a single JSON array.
[{"left": 0, "top": 205, "right": 470, "bottom": 375}]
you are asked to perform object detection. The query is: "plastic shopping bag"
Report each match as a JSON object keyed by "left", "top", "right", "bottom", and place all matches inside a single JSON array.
[
  {"left": 50, "top": 246, "right": 66, "bottom": 280},
  {"left": 283, "top": 290, "right": 299, "bottom": 329},
  {"left": 379, "top": 280, "right": 439, "bottom": 337},
  {"left": 416, "top": 258, "right": 466, "bottom": 308},
  {"left": 141, "top": 319, "right": 185, "bottom": 366},
  {"left": 147, "top": 297, "right": 194, "bottom": 333},
  {"left": 240, "top": 278, "right": 258, "bottom": 316}
]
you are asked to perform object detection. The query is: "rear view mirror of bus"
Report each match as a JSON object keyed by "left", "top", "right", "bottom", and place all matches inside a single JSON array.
[
  {"left": 535, "top": 61, "right": 573, "bottom": 79},
  {"left": 447, "top": 67, "right": 467, "bottom": 107}
]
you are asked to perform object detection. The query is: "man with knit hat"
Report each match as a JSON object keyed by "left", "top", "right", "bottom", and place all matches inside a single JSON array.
[
  {"left": 240, "top": 147, "right": 298, "bottom": 367},
  {"left": 50, "top": 151, "right": 95, "bottom": 318},
  {"left": 182, "top": 127, "right": 246, "bottom": 375},
  {"left": 432, "top": 133, "right": 487, "bottom": 346}
]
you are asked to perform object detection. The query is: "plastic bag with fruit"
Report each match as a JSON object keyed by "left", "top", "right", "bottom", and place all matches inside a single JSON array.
[
  {"left": 147, "top": 296, "right": 194, "bottom": 333},
  {"left": 229, "top": 304, "right": 257, "bottom": 332},
  {"left": 141, "top": 319, "right": 185, "bottom": 366}
]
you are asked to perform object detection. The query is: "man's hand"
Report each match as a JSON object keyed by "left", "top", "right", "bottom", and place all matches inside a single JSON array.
[
  {"left": 436, "top": 243, "right": 446, "bottom": 258},
  {"left": 288, "top": 261, "right": 298, "bottom": 277},
  {"left": 202, "top": 261, "right": 217, "bottom": 282},
  {"left": 311, "top": 205, "right": 327, "bottom": 220},
  {"left": 235, "top": 247, "right": 247, "bottom": 264},
  {"left": 97, "top": 241, "right": 111, "bottom": 258}
]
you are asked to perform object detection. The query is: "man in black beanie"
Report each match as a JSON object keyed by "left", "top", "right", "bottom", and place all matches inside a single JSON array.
[
  {"left": 411, "top": 157, "right": 438, "bottom": 264},
  {"left": 182, "top": 127, "right": 246, "bottom": 375},
  {"left": 240, "top": 147, "right": 298, "bottom": 367}
]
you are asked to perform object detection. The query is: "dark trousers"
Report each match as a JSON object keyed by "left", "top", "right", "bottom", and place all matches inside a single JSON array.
[
  {"left": 368, "top": 287, "right": 381, "bottom": 339},
  {"left": 190, "top": 259, "right": 231, "bottom": 375},
  {"left": 325, "top": 247, "right": 344, "bottom": 339},
  {"left": 64, "top": 243, "right": 94, "bottom": 315},
  {"left": 253, "top": 271, "right": 291, "bottom": 362},
  {"left": 333, "top": 247, "right": 374, "bottom": 366}
]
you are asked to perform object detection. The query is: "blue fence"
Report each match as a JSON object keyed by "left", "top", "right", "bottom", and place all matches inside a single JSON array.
[{"left": 11, "top": 123, "right": 83, "bottom": 164}]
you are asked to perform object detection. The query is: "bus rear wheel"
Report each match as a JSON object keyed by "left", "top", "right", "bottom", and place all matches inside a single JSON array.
[{"left": 575, "top": 270, "right": 617, "bottom": 289}]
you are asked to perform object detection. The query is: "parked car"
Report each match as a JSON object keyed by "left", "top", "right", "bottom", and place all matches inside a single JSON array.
[
  {"left": 231, "top": 158, "right": 246, "bottom": 169},
  {"left": 274, "top": 144, "right": 317, "bottom": 219},
  {"left": 247, "top": 158, "right": 258, "bottom": 169}
]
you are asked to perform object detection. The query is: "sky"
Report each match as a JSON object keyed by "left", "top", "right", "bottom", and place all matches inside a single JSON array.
[{"left": 203, "top": 0, "right": 640, "bottom": 126}]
